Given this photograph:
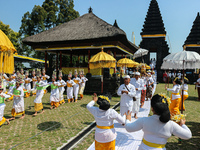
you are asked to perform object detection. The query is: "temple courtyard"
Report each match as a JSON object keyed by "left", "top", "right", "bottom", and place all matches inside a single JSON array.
[{"left": 0, "top": 83, "right": 200, "bottom": 150}]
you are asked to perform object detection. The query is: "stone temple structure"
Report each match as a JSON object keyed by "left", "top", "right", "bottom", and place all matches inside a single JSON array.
[
  {"left": 183, "top": 12, "right": 200, "bottom": 53},
  {"left": 139, "top": 0, "right": 170, "bottom": 82}
]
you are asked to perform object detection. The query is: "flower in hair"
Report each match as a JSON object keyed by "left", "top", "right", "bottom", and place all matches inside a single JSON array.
[
  {"left": 99, "top": 95, "right": 110, "bottom": 103},
  {"left": 162, "top": 99, "right": 166, "bottom": 104}
]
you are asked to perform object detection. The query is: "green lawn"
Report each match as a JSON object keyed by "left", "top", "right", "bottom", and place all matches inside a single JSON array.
[
  {"left": 74, "top": 83, "right": 200, "bottom": 150},
  {"left": 0, "top": 91, "right": 120, "bottom": 150}
]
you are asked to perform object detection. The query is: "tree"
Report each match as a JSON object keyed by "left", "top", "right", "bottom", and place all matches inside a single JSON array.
[{"left": 19, "top": 0, "right": 79, "bottom": 71}]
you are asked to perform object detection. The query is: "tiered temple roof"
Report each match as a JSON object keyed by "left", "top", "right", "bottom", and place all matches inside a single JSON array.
[
  {"left": 184, "top": 12, "right": 200, "bottom": 47},
  {"left": 141, "top": 0, "right": 166, "bottom": 37}
]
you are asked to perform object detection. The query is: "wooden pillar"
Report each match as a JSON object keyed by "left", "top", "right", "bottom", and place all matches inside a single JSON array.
[
  {"left": 83, "top": 54, "right": 85, "bottom": 64},
  {"left": 78, "top": 55, "right": 80, "bottom": 65},
  {"left": 56, "top": 52, "right": 58, "bottom": 72},
  {"left": 88, "top": 50, "right": 91, "bottom": 73},
  {"left": 114, "top": 52, "right": 116, "bottom": 73},
  {"left": 70, "top": 52, "right": 72, "bottom": 64},
  {"left": 45, "top": 51, "right": 47, "bottom": 72},
  {"left": 59, "top": 51, "right": 62, "bottom": 69}
]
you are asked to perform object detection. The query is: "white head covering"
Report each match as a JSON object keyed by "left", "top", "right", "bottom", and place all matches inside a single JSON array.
[
  {"left": 123, "top": 75, "right": 130, "bottom": 79},
  {"left": 135, "top": 72, "right": 140, "bottom": 76}
]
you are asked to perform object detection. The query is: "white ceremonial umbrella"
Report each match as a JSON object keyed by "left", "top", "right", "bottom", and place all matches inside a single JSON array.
[
  {"left": 161, "top": 51, "right": 200, "bottom": 70},
  {"left": 133, "top": 48, "right": 149, "bottom": 58},
  {"left": 161, "top": 50, "right": 200, "bottom": 113}
]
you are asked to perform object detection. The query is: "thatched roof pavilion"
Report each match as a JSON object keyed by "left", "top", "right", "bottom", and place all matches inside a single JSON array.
[{"left": 23, "top": 9, "right": 138, "bottom": 71}]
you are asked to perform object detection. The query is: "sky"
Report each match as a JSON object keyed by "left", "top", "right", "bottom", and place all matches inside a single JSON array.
[{"left": 0, "top": 0, "right": 200, "bottom": 55}]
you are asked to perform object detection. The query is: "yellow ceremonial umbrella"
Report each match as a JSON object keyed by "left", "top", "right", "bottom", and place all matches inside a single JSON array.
[
  {"left": 89, "top": 50, "right": 116, "bottom": 69},
  {"left": 0, "top": 30, "right": 16, "bottom": 74},
  {"left": 139, "top": 63, "right": 151, "bottom": 73},
  {"left": 117, "top": 58, "right": 139, "bottom": 68},
  {"left": 89, "top": 48, "right": 116, "bottom": 93}
]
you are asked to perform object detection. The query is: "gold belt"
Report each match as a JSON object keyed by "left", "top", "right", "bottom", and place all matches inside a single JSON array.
[{"left": 96, "top": 124, "right": 114, "bottom": 129}]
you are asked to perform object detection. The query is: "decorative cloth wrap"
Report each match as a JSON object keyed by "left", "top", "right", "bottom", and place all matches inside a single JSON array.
[
  {"left": 13, "top": 88, "right": 21, "bottom": 95},
  {"left": 51, "top": 84, "right": 58, "bottom": 89},
  {"left": 0, "top": 96, "right": 5, "bottom": 104}
]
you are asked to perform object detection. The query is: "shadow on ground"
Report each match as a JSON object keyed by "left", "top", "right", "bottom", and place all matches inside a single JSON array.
[{"left": 37, "top": 121, "right": 63, "bottom": 131}]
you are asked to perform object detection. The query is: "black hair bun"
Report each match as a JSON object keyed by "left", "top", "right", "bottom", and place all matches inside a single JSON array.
[
  {"left": 174, "top": 78, "right": 182, "bottom": 85},
  {"left": 97, "top": 92, "right": 111, "bottom": 111},
  {"left": 151, "top": 94, "right": 170, "bottom": 123}
]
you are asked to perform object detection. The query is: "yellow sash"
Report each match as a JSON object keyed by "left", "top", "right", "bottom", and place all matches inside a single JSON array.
[
  {"left": 172, "top": 93, "right": 179, "bottom": 95},
  {"left": 142, "top": 138, "right": 165, "bottom": 148},
  {"left": 42, "top": 77, "right": 46, "bottom": 80},
  {"left": 25, "top": 80, "right": 30, "bottom": 84},
  {"left": 183, "top": 90, "right": 188, "bottom": 92},
  {"left": 74, "top": 80, "right": 80, "bottom": 84},
  {"left": 32, "top": 78, "right": 37, "bottom": 82},
  {"left": 67, "top": 82, "right": 72, "bottom": 87},
  {"left": 96, "top": 124, "right": 114, "bottom": 130}
]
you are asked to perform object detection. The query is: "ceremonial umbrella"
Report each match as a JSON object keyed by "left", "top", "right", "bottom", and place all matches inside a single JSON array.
[
  {"left": 0, "top": 30, "right": 16, "bottom": 74},
  {"left": 133, "top": 48, "right": 149, "bottom": 63},
  {"left": 161, "top": 50, "right": 200, "bottom": 113},
  {"left": 89, "top": 48, "right": 116, "bottom": 93},
  {"left": 117, "top": 58, "right": 139, "bottom": 68},
  {"left": 139, "top": 63, "right": 151, "bottom": 72}
]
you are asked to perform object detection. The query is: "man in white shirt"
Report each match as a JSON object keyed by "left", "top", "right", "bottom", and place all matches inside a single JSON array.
[
  {"left": 130, "top": 72, "right": 143, "bottom": 119},
  {"left": 177, "top": 71, "right": 182, "bottom": 79},
  {"left": 117, "top": 75, "right": 136, "bottom": 118}
]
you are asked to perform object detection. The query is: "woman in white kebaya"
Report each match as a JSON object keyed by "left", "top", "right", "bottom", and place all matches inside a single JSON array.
[
  {"left": 125, "top": 94, "right": 192, "bottom": 150},
  {"left": 49, "top": 71, "right": 60, "bottom": 109},
  {"left": 87, "top": 93, "right": 125, "bottom": 150}
]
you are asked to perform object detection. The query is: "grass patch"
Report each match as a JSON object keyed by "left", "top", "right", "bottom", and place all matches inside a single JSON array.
[{"left": 1, "top": 91, "right": 120, "bottom": 149}]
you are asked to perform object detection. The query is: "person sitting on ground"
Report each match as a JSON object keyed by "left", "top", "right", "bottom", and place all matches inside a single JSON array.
[
  {"left": 125, "top": 94, "right": 192, "bottom": 150},
  {"left": 87, "top": 93, "right": 125, "bottom": 150}
]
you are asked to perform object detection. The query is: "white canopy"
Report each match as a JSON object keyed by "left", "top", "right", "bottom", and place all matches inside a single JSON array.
[
  {"left": 161, "top": 51, "right": 200, "bottom": 70},
  {"left": 133, "top": 48, "right": 149, "bottom": 58}
]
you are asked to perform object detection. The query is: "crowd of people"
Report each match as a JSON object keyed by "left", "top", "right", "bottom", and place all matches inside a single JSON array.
[
  {"left": 0, "top": 68, "right": 88, "bottom": 125},
  {"left": 87, "top": 70, "right": 192, "bottom": 150}
]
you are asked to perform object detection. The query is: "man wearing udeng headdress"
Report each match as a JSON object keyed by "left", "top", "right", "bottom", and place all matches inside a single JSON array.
[
  {"left": 117, "top": 75, "right": 136, "bottom": 118},
  {"left": 10, "top": 74, "right": 25, "bottom": 120},
  {"left": 0, "top": 76, "right": 11, "bottom": 126}
]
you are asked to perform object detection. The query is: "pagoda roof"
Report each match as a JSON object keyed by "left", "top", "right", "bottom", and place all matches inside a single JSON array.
[
  {"left": 184, "top": 12, "right": 200, "bottom": 46},
  {"left": 23, "top": 12, "right": 138, "bottom": 55},
  {"left": 141, "top": 0, "right": 166, "bottom": 36}
]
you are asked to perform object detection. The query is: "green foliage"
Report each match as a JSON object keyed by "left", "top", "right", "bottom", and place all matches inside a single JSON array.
[{"left": 19, "top": 0, "right": 80, "bottom": 69}]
